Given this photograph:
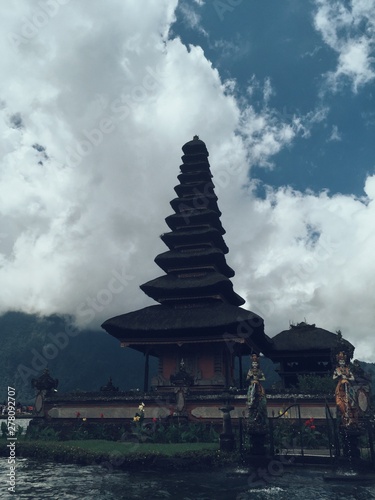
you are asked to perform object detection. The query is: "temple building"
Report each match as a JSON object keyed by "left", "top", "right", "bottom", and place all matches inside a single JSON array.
[
  {"left": 102, "top": 136, "right": 272, "bottom": 394},
  {"left": 266, "top": 322, "right": 355, "bottom": 389},
  {"left": 38, "top": 137, "right": 370, "bottom": 428}
]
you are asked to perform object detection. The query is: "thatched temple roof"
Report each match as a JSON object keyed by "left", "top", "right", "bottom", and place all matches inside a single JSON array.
[{"left": 268, "top": 322, "right": 354, "bottom": 357}]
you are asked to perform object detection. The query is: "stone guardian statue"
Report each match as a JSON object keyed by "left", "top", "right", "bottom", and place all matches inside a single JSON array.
[{"left": 246, "top": 354, "right": 267, "bottom": 431}]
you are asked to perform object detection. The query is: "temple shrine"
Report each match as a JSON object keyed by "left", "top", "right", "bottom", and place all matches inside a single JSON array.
[
  {"left": 30, "top": 136, "right": 374, "bottom": 466},
  {"left": 38, "top": 137, "right": 371, "bottom": 436},
  {"left": 102, "top": 136, "right": 272, "bottom": 394},
  {"left": 266, "top": 322, "right": 355, "bottom": 389}
]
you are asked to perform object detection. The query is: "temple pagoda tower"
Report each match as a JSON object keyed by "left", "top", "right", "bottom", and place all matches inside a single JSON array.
[{"left": 102, "top": 137, "right": 271, "bottom": 392}]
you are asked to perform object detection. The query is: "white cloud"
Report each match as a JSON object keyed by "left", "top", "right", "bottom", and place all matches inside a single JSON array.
[
  {"left": 262, "top": 78, "right": 274, "bottom": 104},
  {"left": 212, "top": 36, "right": 251, "bottom": 62},
  {"left": 328, "top": 124, "right": 342, "bottom": 141},
  {"left": 225, "top": 183, "right": 375, "bottom": 362},
  {"left": 313, "top": 0, "right": 375, "bottom": 92},
  {"left": 237, "top": 90, "right": 328, "bottom": 168},
  {"left": 0, "top": 0, "right": 374, "bottom": 363},
  {"left": 177, "top": 0, "right": 208, "bottom": 37}
]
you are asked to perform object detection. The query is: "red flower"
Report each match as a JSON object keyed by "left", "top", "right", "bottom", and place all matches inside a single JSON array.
[
  {"left": 76, "top": 412, "right": 81, "bottom": 418},
  {"left": 310, "top": 425, "right": 316, "bottom": 430}
]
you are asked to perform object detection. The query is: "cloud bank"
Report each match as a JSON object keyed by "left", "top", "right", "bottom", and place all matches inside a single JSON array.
[
  {"left": 314, "top": 0, "right": 375, "bottom": 92},
  {"left": 1, "top": 0, "right": 375, "bottom": 360}
]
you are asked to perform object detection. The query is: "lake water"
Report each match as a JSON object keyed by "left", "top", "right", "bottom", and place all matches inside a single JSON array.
[{"left": 1, "top": 458, "right": 375, "bottom": 500}]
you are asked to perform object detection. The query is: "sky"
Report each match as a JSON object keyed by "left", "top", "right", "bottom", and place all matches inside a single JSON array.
[{"left": 0, "top": 0, "right": 375, "bottom": 361}]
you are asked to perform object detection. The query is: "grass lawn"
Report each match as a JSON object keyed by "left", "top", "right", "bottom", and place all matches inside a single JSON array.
[{"left": 1, "top": 439, "right": 224, "bottom": 469}]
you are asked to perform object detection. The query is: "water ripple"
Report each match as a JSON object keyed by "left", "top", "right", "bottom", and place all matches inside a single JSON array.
[{"left": 1, "top": 458, "right": 375, "bottom": 499}]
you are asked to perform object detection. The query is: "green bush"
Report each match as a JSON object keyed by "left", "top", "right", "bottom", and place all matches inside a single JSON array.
[
  {"left": 1, "top": 422, "right": 7, "bottom": 438},
  {"left": 127, "top": 420, "right": 219, "bottom": 444},
  {"left": 150, "top": 421, "right": 219, "bottom": 444},
  {"left": 1, "top": 441, "right": 226, "bottom": 470},
  {"left": 26, "top": 425, "right": 61, "bottom": 441},
  {"left": 297, "top": 374, "right": 336, "bottom": 394},
  {"left": 24, "top": 419, "right": 219, "bottom": 444},
  {"left": 272, "top": 418, "right": 329, "bottom": 450},
  {"left": 272, "top": 419, "right": 297, "bottom": 450},
  {"left": 25, "top": 419, "right": 128, "bottom": 441}
]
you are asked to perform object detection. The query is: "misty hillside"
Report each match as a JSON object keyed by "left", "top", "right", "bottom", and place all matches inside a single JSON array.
[{"left": 0, "top": 311, "right": 146, "bottom": 403}]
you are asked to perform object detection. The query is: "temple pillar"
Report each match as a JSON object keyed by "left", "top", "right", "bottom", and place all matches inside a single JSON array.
[
  {"left": 239, "top": 355, "right": 243, "bottom": 389},
  {"left": 219, "top": 405, "right": 235, "bottom": 451},
  {"left": 143, "top": 351, "right": 150, "bottom": 392}
]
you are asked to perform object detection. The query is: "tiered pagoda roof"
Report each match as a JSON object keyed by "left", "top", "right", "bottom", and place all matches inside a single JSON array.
[{"left": 102, "top": 137, "right": 271, "bottom": 355}]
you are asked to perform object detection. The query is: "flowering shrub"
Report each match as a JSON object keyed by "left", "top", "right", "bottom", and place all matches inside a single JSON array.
[
  {"left": 304, "top": 418, "right": 315, "bottom": 430},
  {"left": 133, "top": 402, "right": 145, "bottom": 423},
  {"left": 301, "top": 418, "right": 329, "bottom": 448},
  {"left": 129, "top": 404, "right": 219, "bottom": 444},
  {"left": 131, "top": 403, "right": 150, "bottom": 442},
  {"left": 272, "top": 417, "right": 329, "bottom": 450}
]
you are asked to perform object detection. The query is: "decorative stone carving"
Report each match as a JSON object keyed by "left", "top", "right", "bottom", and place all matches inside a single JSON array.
[{"left": 31, "top": 368, "right": 58, "bottom": 393}]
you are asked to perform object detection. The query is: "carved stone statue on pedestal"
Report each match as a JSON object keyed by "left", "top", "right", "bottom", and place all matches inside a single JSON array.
[
  {"left": 333, "top": 351, "right": 358, "bottom": 427},
  {"left": 246, "top": 354, "right": 267, "bottom": 432}
]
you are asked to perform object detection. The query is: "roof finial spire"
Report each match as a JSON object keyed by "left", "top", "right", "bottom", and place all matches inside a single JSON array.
[{"left": 193, "top": 135, "right": 199, "bottom": 140}]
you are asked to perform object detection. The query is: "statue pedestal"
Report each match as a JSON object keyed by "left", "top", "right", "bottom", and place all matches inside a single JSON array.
[
  {"left": 248, "top": 430, "right": 267, "bottom": 456},
  {"left": 219, "top": 405, "right": 235, "bottom": 452},
  {"left": 220, "top": 432, "right": 236, "bottom": 452},
  {"left": 340, "top": 427, "right": 361, "bottom": 461}
]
